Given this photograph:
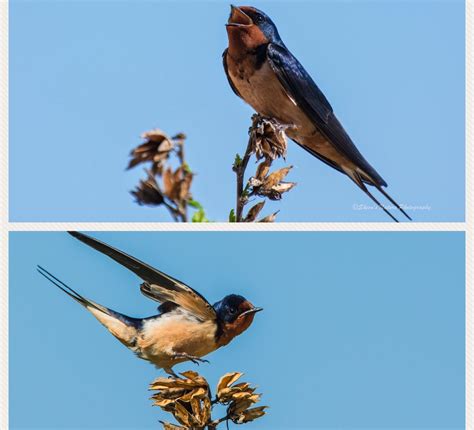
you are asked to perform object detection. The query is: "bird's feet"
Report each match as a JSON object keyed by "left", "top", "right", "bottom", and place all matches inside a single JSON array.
[
  {"left": 164, "top": 368, "right": 180, "bottom": 379},
  {"left": 172, "top": 352, "right": 210, "bottom": 366}
]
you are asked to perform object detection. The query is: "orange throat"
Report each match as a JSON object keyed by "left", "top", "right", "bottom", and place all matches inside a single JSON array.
[
  {"left": 216, "top": 313, "right": 256, "bottom": 347},
  {"left": 226, "top": 25, "right": 268, "bottom": 59}
]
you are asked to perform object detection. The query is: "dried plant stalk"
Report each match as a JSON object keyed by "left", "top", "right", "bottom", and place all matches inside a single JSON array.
[
  {"left": 150, "top": 371, "right": 268, "bottom": 429},
  {"left": 128, "top": 129, "right": 208, "bottom": 223},
  {"left": 232, "top": 114, "right": 296, "bottom": 222}
]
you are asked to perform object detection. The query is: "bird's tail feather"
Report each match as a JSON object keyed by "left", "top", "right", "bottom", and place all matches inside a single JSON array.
[
  {"left": 375, "top": 185, "right": 412, "bottom": 221},
  {"left": 37, "top": 265, "right": 108, "bottom": 314},
  {"left": 356, "top": 169, "right": 411, "bottom": 221},
  {"left": 37, "top": 265, "right": 139, "bottom": 347},
  {"left": 346, "top": 171, "right": 400, "bottom": 222}
]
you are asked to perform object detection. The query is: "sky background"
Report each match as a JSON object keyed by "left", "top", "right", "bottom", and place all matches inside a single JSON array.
[
  {"left": 9, "top": 0, "right": 465, "bottom": 222},
  {"left": 10, "top": 231, "right": 465, "bottom": 429}
]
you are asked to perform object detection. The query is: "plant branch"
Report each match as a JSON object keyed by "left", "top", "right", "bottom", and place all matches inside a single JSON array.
[
  {"left": 232, "top": 114, "right": 296, "bottom": 222},
  {"left": 234, "top": 136, "right": 253, "bottom": 222}
]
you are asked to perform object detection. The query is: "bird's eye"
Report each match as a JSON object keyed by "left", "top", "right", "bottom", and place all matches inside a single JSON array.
[
  {"left": 255, "top": 14, "right": 264, "bottom": 23},
  {"left": 228, "top": 306, "right": 237, "bottom": 314}
]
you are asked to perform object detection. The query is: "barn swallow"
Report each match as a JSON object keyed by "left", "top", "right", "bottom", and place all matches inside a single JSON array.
[
  {"left": 37, "top": 232, "right": 262, "bottom": 377},
  {"left": 223, "top": 5, "right": 411, "bottom": 222}
]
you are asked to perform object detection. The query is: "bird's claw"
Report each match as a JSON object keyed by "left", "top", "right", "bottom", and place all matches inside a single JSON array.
[
  {"left": 172, "top": 352, "right": 210, "bottom": 366},
  {"left": 190, "top": 357, "right": 210, "bottom": 365}
]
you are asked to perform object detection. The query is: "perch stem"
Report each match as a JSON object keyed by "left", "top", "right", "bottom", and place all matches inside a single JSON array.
[
  {"left": 175, "top": 139, "right": 188, "bottom": 222},
  {"left": 236, "top": 135, "right": 253, "bottom": 222}
]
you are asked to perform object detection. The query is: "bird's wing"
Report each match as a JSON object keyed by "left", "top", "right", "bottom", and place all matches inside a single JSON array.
[
  {"left": 222, "top": 48, "right": 243, "bottom": 98},
  {"left": 266, "top": 43, "right": 386, "bottom": 187},
  {"left": 68, "top": 232, "right": 217, "bottom": 322}
]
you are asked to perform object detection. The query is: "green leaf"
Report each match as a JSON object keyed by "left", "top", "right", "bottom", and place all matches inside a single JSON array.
[
  {"left": 228, "top": 209, "right": 236, "bottom": 222},
  {"left": 242, "top": 184, "right": 251, "bottom": 198},
  {"left": 233, "top": 153, "right": 242, "bottom": 169},
  {"left": 188, "top": 199, "right": 202, "bottom": 210},
  {"left": 192, "top": 208, "right": 209, "bottom": 223},
  {"left": 182, "top": 162, "right": 192, "bottom": 174}
]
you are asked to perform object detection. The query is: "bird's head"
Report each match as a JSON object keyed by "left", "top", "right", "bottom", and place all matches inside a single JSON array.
[
  {"left": 226, "top": 5, "right": 282, "bottom": 52},
  {"left": 214, "top": 294, "right": 262, "bottom": 346}
]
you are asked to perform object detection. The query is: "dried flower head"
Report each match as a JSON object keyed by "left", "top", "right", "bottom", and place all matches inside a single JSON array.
[
  {"left": 250, "top": 165, "right": 296, "bottom": 201},
  {"left": 129, "top": 128, "right": 207, "bottom": 222},
  {"left": 128, "top": 129, "right": 175, "bottom": 175},
  {"left": 233, "top": 114, "right": 298, "bottom": 222},
  {"left": 151, "top": 371, "right": 211, "bottom": 428},
  {"left": 216, "top": 372, "right": 268, "bottom": 425},
  {"left": 150, "top": 371, "right": 267, "bottom": 429},
  {"left": 250, "top": 114, "right": 290, "bottom": 161},
  {"left": 163, "top": 167, "right": 194, "bottom": 203},
  {"left": 131, "top": 171, "right": 165, "bottom": 206}
]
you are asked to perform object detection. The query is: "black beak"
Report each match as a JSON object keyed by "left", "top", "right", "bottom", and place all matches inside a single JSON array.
[
  {"left": 239, "top": 307, "right": 263, "bottom": 317},
  {"left": 227, "top": 5, "right": 253, "bottom": 27}
]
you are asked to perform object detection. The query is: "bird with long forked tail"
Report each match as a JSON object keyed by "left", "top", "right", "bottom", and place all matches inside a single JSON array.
[
  {"left": 223, "top": 5, "right": 411, "bottom": 222},
  {"left": 38, "top": 232, "right": 262, "bottom": 377}
]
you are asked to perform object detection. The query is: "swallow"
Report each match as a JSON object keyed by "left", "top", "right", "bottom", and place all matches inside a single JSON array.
[
  {"left": 223, "top": 5, "right": 411, "bottom": 222},
  {"left": 37, "top": 232, "right": 262, "bottom": 377}
]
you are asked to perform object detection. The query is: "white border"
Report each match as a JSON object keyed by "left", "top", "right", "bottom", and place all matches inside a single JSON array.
[
  {"left": 1, "top": 0, "right": 8, "bottom": 429},
  {"left": 1, "top": 1, "right": 471, "bottom": 430},
  {"left": 6, "top": 222, "right": 467, "bottom": 231},
  {"left": 465, "top": 0, "right": 472, "bottom": 428}
]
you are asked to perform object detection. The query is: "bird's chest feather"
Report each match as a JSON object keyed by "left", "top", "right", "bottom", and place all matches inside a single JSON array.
[
  {"left": 227, "top": 52, "right": 311, "bottom": 132},
  {"left": 136, "top": 311, "right": 217, "bottom": 365}
]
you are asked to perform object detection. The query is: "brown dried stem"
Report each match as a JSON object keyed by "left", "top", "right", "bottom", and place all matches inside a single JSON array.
[
  {"left": 232, "top": 114, "right": 296, "bottom": 222},
  {"left": 234, "top": 137, "right": 253, "bottom": 222}
]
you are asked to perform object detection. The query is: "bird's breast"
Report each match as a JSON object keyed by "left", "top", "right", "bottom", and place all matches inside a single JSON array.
[
  {"left": 227, "top": 52, "right": 314, "bottom": 135},
  {"left": 135, "top": 311, "right": 218, "bottom": 368}
]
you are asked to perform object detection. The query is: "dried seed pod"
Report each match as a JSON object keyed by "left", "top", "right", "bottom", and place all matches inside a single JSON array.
[
  {"left": 162, "top": 167, "right": 175, "bottom": 199},
  {"left": 250, "top": 114, "right": 289, "bottom": 161},
  {"left": 263, "top": 166, "right": 293, "bottom": 189},
  {"left": 178, "top": 173, "right": 193, "bottom": 201},
  {"left": 244, "top": 201, "right": 266, "bottom": 222},
  {"left": 160, "top": 421, "right": 187, "bottom": 430},
  {"left": 217, "top": 372, "right": 243, "bottom": 396},
  {"left": 152, "top": 371, "right": 267, "bottom": 429},
  {"left": 248, "top": 177, "right": 263, "bottom": 188},
  {"left": 150, "top": 371, "right": 211, "bottom": 426},
  {"left": 128, "top": 129, "right": 175, "bottom": 172},
  {"left": 255, "top": 160, "right": 271, "bottom": 180},
  {"left": 231, "top": 406, "right": 268, "bottom": 424},
  {"left": 130, "top": 172, "right": 165, "bottom": 207},
  {"left": 259, "top": 211, "right": 279, "bottom": 222}
]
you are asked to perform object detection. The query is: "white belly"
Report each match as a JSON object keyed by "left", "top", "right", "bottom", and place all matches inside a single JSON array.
[{"left": 136, "top": 310, "right": 217, "bottom": 369}]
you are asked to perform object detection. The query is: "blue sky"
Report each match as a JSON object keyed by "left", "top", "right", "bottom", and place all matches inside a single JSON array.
[
  {"left": 9, "top": 0, "right": 465, "bottom": 222},
  {"left": 10, "top": 231, "right": 465, "bottom": 429}
]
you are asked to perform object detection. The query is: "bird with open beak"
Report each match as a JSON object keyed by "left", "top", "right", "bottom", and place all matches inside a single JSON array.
[
  {"left": 223, "top": 5, "right": 411, "bottom": 222},
  {"left": 38, "top": 232, "right": 262, "bottom": 377}
]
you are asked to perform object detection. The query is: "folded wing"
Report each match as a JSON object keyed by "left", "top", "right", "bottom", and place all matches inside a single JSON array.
[{"left": 266, "top": 43, "right": 387, "bottom": 187}]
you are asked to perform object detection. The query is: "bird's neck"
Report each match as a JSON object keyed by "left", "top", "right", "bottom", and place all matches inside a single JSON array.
[
  {"left": 215, "top": 315, "right": 255, "bottom": 347},
  {"left": 226, "top": 28, "right": 268, "bottom": 60}
]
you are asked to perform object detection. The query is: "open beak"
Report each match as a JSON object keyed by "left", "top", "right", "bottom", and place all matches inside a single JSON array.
[
  {"left": 227, "top": 5, "right": 253, "bottom": 27},
  {"left": 239, "top": 307, "right": 263, "bottom": 317}
]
